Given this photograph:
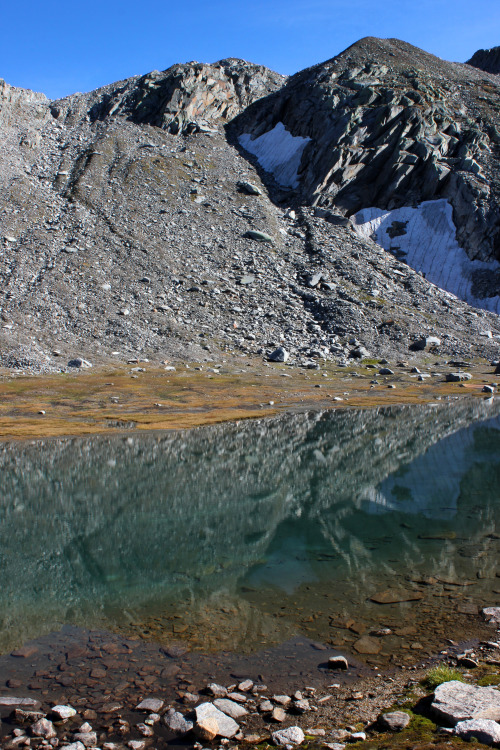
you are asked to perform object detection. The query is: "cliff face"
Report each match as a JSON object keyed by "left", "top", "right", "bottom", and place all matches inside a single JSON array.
[
  {"left": 467, "top": 46, "right": 500, "bottom": 75},
  {"left": 0, "top": 39, "right": 500, "bottom": 372}
]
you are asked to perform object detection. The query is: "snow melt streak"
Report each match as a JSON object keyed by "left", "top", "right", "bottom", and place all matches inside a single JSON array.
[
  {"left": 353, "top": 199, "right": 500, "bottom": 314},
  {"left": 239, "top": 122, "right": 311, "bottom": 188}
]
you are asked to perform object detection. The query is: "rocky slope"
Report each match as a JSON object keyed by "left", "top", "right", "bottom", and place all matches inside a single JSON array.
[{"left": 0, "top": 40, "right": 500, "bottom": 371}]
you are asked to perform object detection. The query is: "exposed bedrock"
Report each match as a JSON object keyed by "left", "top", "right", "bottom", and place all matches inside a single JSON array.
[{"left": 232, "top": 38, "right": 500, "bottom": 267}]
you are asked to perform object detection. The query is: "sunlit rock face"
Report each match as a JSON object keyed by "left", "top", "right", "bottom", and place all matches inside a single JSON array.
[
  {"left": 231, "top": 37, "right": 500, "bottom": 268},
  {"left": 0, "top": 399, "right": 499, "bottom": 653}
]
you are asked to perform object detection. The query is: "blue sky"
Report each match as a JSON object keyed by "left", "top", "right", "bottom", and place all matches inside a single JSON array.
[{"left": 2, "top": 0, "right": 499, "bottom": 99}]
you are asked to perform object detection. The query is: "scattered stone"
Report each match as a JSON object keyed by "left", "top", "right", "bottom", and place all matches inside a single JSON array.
[
  {"left": 238, "top": 181, "right": 262, "bottom": 195},
  {"left": 410, "top": 336, "right": 441, "bottom": 351},
  {"left": 272, "top": 726, "right": 305, "bottom": 746},
  {"left": 213, "top": 698, "right": 248, "bottom": 719},
  {"left": 30, "top": 719, "right": 56, "bottom": 738},
  {"left": 269, "top": 346, "right": 289, "bottom": 362},
  {"left": 136, "top": 698, "right": 164, "bottom": 712},
  {"left": 206, "top": 683, "right": 227, "bottom": 698},
  {"left": 195, "top": 702, "right": 239, "bottom": 739},
  {"left": 379, "top": 368, "right": 394, "bottom": 375},
  {"left": 0, "top": 698, "right": 40, "bottom": 708},
  {"left": 457, "top": 656, "right": 479, "bottom": 668},
  {"left": 328, "top": 655, "right": 349, "bottom": 670},
  {"left": 164, "top": 709, "right": 193, "bottom": 735},
  {"left": 68, "top": 357, "right": 92, "bottom": 369},
  {"left": 379, "top": 711, "right": 411, "bottom": 731},
  {"left": 455, "top": 718, "right": 500, "bottom": 745},
  {"left": 353, "top": 636, "right": 382, "bottom": 655},
  {"left": 243, "top": 230, "right": 273, "bottom": 244},
  {"left": 446, "top": 372, "right": 472, "bottom": 382},
  {"left": 271, "top": 707, "right": 287, "bottom": 722},
  {"left": 370, "top": 588, "right": 424, "bottom": 604},
  {"left": 73, "top": 732, "right": 97, "bottom": 747},
  {"left": 51, "top": 704, "right": 77, "bottom": 720},
  {"left": 483, "top": 607, "right": 500, "bottom": 624}
]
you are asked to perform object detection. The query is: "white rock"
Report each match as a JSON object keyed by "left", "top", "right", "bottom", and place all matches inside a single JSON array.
[
  {"left": 73, "top": 732, "right": 97, "bottom": 747},
  {"left": 213, "top": 698, "right": 248, "bottom": 719},
  {"left": 31, "top": 719, "right": 56, "bottom": 738},
  {"left": 136, "top": 698, "right": 164, "bottom": 712},
  {"left": 483, "top": 607, "right": 500, "bottom": 624},
  {"left": 63, "top": 744, "right": 85, "bottom": 750},
  {"left": 272, "top": 726, "right": 305, "bottom": 746},
  {"left": 431, "top": 680, "right": 500, "bottom": 724},
  {"left": 195, "top": 702, "right": 239, "bottom": 738},
  {"left": 52, "top": 704, "right": 77, "bottom": 720},
  {"left": 0, "top": 697, "right": 40, "bottom": 707},
  {"left": 455, "top": 718, "right": 500, "bottom": 745},
  {"left": 164, "top": 708, "right": 193, "bottom": 734}
]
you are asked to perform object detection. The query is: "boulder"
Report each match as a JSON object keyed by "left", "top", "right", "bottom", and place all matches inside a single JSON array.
[
  {"left": 136, "top": 698, "right": 164, "bottom": 712},
  {"left": 31, "top": 719, "right": 56, "bottom": 738},
  {"left": 164, "top": 708, "right": 193, "bottom": 735},
  {"left": 328, "top": 655, "right": 349, "bottom": 670},
  {"left": 213, "top": 698, "right": 248, "bottom": 719},
  {"left": 446, "top": 372, "right": 472, "bottom": 382},
  {"left": 455, "top": 718, "right": 500, "bottom": 745},
  {"left": 68, "top": 357, "right": 93, "bottom": 369},
  {"left": 431, "top": 680, "right": 500, "bottom": 724},
  {"left": 269, "top": 346, "right": 289, "bottom": 363},
  {"left": 483, "top": 607, "right": 500, "bottom": 624},
  {"left": 410, "top": 336, "right": 441, "bottom": 351},
  {"left": 243, "top": 230, "right": 273, "bottom": 244},
  {"left": 194, "top": 702, "right": 239, "bottom": 738},
  {"left": 237, "top": 181, "right": 262, "bottom": 196},
  {"left": 379, "top": 711, "right": 411, "bottom": 731},
  {"left": 51, "top": 705, "right": 77, "bottom": 720},
  {"left": 272, "top": 726, "right": 305, "bottom": 746}
]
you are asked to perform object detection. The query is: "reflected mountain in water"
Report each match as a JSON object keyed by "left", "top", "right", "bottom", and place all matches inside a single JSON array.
[{"left": 0, "top": 398, "right": 499, "bottom": 653}]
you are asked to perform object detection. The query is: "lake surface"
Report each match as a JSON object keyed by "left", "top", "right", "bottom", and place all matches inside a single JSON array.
[{"left": 1, "top": 398, "right": 499, "bottom": 665}]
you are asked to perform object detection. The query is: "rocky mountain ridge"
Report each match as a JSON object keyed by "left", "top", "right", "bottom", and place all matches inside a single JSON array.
[{"left": 1, "top": 38, "right": 500, "bottom": 371}]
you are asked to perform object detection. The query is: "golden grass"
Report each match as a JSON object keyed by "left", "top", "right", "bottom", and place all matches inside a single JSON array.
[{"left": 0, "top": 360, "right": 493, "bottom": 440}]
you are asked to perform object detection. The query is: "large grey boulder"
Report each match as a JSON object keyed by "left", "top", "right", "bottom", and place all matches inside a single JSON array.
[
  {"left": 455, "top": 718, "right": 500, "bottom": 745},
  {"left": 272, "top": 726, "right": 305, "bottom": 746},
  {"left": 431, "top": 681, "right": 500, "bottom": 724},
  {"left": 213, "top": 698, "right": 248, "bottom": 719},
  {"left": 194, "top": 702, "right": 239, "bottom": 739}
]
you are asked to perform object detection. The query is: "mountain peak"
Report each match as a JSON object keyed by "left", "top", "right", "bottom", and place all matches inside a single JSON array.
[{"left": 467, "top": 46, "right": 500, "bottom": 75}]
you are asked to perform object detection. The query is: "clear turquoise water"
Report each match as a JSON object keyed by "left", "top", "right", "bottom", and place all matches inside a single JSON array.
[{"left": 0, "top": 399, "right": 499, "bottom": 656}]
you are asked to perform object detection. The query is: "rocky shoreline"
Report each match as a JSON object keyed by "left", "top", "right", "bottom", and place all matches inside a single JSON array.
[{"left": 0, "top": 609, "right": 499, "bottom": 750}]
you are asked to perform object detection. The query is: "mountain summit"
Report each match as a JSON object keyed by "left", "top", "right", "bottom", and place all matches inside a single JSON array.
[{"left": 1, "top": 39, "right": 499, "bottom": 371}]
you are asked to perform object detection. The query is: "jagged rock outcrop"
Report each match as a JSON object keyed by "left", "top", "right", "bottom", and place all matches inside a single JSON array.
[
  {"left": 467, "top": 46, "right": 500, "bottom": 75},
  {"left": 53, "top": 59, "right": 285, "bottom": 134},
  {"left": 232, "top": 38, "right": 500, "bottom": 265}
]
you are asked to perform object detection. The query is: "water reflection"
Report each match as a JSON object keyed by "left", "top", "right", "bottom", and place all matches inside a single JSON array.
[{"left": 0, "top": 399, "right": 499, "bottom": 653}]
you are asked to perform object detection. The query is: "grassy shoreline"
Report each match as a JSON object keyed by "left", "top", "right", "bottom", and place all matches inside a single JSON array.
[{"left": 0, "top": 359, "right": 495, "bottom": 440}]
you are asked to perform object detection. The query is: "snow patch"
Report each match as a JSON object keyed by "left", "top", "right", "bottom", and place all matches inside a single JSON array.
[
  {"left": 239, "top": 123, "right": 311, "bottom": 188},
  {"left": 352, "top": 199, "right": 500, "bottom": 314}
]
